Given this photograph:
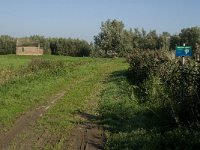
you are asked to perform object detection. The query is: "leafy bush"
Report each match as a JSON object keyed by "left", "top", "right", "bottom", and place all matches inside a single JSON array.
[
  {"left": 127, "top": 49, "right": 171, "bottom": 85},
  {"left": 159, "top": 60, "right": 200, "bottom": 125},
  {"left": 99, "top": 69, "right": 200, "bottom": 150},
  {"left": 127, "top": 49, "right": 200, "bottom": 126}
]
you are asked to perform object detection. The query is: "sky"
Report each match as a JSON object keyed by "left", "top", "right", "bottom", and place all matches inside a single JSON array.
[{"left": 0, "top": 0, "right": 200, "bottom": 42}]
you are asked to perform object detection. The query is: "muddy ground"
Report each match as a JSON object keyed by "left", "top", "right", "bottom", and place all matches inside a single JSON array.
[{"left": 0, "top": 90, "right": 105, "bottom": 150}]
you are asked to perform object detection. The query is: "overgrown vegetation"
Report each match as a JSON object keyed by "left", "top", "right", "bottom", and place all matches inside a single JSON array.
[
  {"left": 98, "top": 49, "right": 199, "bottom": 149},
  {"left": 1, "top": 19, "right": 200, "bottom": 149},
  {"left": 93, "top": 19, "right": 200, "bottom": 57},
  {"left": 127, "top": 49, "right": 200, "bottom": 126},
  {"left": 99, "top": 64, "right": 200, "bottom": 149}
]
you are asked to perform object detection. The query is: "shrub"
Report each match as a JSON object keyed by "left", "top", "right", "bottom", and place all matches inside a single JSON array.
[
  {"left": 127, "top": 48, "right": 200, "bottom": 126},
  {"left": 159, "top": 60, "right": 200, "bottom": 125},
  {"left": 127, "top": 49, "right": 171, "bottom": 85}
]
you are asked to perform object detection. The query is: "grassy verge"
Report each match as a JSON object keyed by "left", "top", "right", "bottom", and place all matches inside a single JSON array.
[{"left": 98, "top": 70, "right": 200, "bottom": 150}]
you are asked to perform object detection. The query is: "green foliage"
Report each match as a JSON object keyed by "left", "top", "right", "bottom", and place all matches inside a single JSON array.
[
  {"left": 159, "top": 60, "right": 200, "bottom": 125},
  {"left": 170, "top": 35, "right": 181, "bottom": 50},
  {"left": 127, "top": 49, "right": 171, "bottom": 85},
  {"left": 179, "top": 27, "right": 200, "bottom": 51},
  {"left": 0, "top": 35, "right": 16, "bottom": 54},
  {"left": 127, "top": 48, "right": 200, "bottom": 126},
  {"left": 93, "top": 20, "right": 200, "bottom": 58},
  {"left": 94, "top": 19, "right": 126, "bottom": 57},
  {"left": 0, "top": 34, "right": 91, "bottom": 56},
  {"left": 52, "top": 38, "right": 91, "bottom": 57},
  {"left": 99, "top": 68, "right": 200, "bottom": 150},
  {"left": 93, "top": 20, "right": 172, "bottom": 57}
]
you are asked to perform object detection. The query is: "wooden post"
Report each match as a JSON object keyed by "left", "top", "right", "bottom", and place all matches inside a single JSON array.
[{"left": 181, "top": 43, "right": 185, "bottom": 102}]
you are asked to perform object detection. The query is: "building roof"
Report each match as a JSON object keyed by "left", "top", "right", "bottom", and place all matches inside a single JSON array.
[{"left": 16, "top": 38, "right": 39, "bottom": 47}]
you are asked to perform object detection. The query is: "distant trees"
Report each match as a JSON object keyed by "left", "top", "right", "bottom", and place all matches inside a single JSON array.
[
  {"left": 0, "top": 35, "right": 91, "bottom": 57},
  {"left": 50, "top": 38, "right": 90, "bottom": 57},
  {"left": 93, "top": 19, "right": 168, "bottom": 57},
  {"left": 0, "top": 20, "right": 199, "bottom": 58},
  {"left": 0, "top": 35, "right": 16, "bottom": 55},
  {"left": 179, "top": 27, "right": 200, "bottom": 53},
  {"left": 93, "top": 19, "right": 200, "bottom": 57}
]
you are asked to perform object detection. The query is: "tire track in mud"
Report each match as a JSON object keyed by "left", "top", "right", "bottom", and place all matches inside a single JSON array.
[
  {"left": 0, "top": 60, "right": 125, "bottom": 150},
  {"left": 64, "top": 83, "right": 107, "bottom": 150},
  {"left": 0, "top": 75, "right": 89, "bottom": 150},
  {"left": 66, "top": 112, "right": 106, "bottom": 150},
  {"left": 0, "top": 91, "right": 66, "bottom": 149}
]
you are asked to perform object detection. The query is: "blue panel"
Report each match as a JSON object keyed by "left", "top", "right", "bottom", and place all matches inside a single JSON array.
[{"left": 176, "top": 46, "right": 192, "bottom": 57}]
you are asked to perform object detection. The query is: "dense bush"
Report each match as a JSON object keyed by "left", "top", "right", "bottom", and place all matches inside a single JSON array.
[
  {"left": 160, "top": 60, "right": 200, "bottom": 125},
  {"left": 127, "top": 49, "right": 171, "bottom": 85},
  {"left": 127, "top": 49, "right": 200, "bottom": 126}
]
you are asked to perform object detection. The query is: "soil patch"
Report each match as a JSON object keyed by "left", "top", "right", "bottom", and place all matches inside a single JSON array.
[
  {"left": 0, "top": 91, "right": 66, "bottom": 149},
  {"left": 65, "top": 111, "right": 106, "bottom": 150}
]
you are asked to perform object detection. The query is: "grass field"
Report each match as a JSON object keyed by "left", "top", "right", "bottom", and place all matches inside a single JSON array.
[
  {"left": 1, "top": 55, "right": 199, "bottom": 149},
  {"left": 0, "top": 55, "right": 128, "bottom": 149}
]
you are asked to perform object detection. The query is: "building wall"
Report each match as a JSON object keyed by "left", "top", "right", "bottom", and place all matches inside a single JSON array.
[{"left": 16, "top": 47, "right": 43, "bottom": 55}]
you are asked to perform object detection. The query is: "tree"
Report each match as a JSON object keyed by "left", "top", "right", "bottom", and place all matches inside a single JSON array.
[
  {"left": 144, "top": 30, "right": 159, "bottom": 50},
  {"left": 50, "top": 38, "right": 90, "bottom": 57},
  {"left": 170, "top": 35, "right": 181, "bottom": 50},
  {"left": 94, "top": 19, "right": 126, "bottom": 57},
  {"left": 0, "top": 35, "right": 16, "bottom": 55},
  {"left": 158, "top": 32, "right": 171, "bottom": 50},
  {"left": 179, "top": 27, "right": 200, "bottom": 53}
]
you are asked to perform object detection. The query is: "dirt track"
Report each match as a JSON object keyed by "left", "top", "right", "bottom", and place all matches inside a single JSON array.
[
  {"left": 66, "top": 112, "right": 106, "bottom": 150},
  {"left": 0, "top": 58, "right": 127, "bottom": 150},
  {"left": 0, "top": 84, "right": 106, "bottom": 150},
  {"left": 0, "top": 91, "right": 66, "bottom": 149}
]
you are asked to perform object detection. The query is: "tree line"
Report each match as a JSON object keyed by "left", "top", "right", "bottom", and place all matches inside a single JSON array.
[
  {"left": 0, "top": 35, "right": 91, "bottom": 56},
  {"left": 93, "top": 19, "right": 200, "bottom": 57},
  {"left": 0, "top": 19, "right": 200, "bottom": 57}
]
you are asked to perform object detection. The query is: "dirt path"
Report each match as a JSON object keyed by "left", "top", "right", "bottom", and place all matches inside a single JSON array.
[
  {"left": 0, "top": 91, "right": 66, "bottom": 149},
  {"left": 0, "top": 80, "right": 106, "bottom": 150},
  {"left": 0, "top": 59, "right": 126, "bottom": 150},
  {"left": 65, "top": 111, "right": 106, "bottom": 150}
]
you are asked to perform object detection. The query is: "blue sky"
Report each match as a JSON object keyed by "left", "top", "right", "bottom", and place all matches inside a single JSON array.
[{"left": 0, "top": 0, "right": 200, "bottom": 42}]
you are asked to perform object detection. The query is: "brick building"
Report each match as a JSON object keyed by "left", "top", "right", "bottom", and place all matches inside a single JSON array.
[{"left": 16, "top": 39, "right": 43, "bottom": 55}]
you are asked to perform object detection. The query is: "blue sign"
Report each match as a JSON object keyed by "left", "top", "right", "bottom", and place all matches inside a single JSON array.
[{"left": 176, "top": 46, "right": 192, "bottom": 57}]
